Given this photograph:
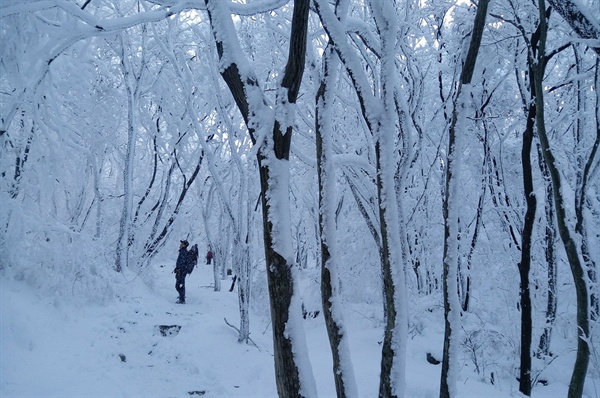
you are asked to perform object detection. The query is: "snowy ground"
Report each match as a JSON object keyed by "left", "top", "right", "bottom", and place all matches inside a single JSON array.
[{"left": 1, "top": 262, "right": 595, "bottom": 397}]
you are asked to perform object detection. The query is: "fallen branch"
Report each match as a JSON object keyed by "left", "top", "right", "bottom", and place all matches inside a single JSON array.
[{"left": 223, "top": 317, "right": 260, "bottom": 351}]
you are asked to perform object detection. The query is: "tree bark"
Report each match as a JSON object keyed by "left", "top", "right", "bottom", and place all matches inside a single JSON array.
[
  {"left": 575, "top": 56, "right": 600, "bottom": 321},
  {"left": 440, "top": 2, "right": 489, "bottom": 397},
  {"left": 518, "top": 101, "right": 536, "bottom": 397},
  {"left": 546, "top": 0, "right": 600, "bottom": 55},
  {"left": 141, "top": 156, "right": 202, "bottom": 263},
  {"left": 533, "top": 2, "right": 590, "bottom": 397},
  {"left": 115, "top": 35, "right": 138, "bottom": 273},
  {"left": 313, "top": 1, "right": 409, "bottom": 394},
  {"left": 537, "top": 143, "right": 557, "bottom": 358},
  {"left": 9, "top": 119, "right": 34, "bottom": 200},
  {"left": 204, "top": 1, "right": 314, "bottom": 395},
  {"left": 315, "top": 26, "right": 358, "bottom": 398}
]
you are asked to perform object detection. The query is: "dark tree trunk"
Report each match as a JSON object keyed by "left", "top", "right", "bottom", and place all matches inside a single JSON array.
[
  {"left": 440, "top": 2, "right": 489, "bottom": 397},
  {"left": 129, "top": 125, "right": 160, "bottom": 248},
  {"left": 533, "top": 2, "right": 590, "bottom": 397},
  {"left": 537, "top": 144, "right": 557, "bottom": 358},
  {"left": 204, "top": 1, "right": 311, "bottom": 395},
  {"left": 258, "top": 158, "right": 302, "bottom": 396},
  {"left": 375, "top": 140, "right": 399, "bottom": 398},
  {"left": 575, "top": 57, "right": 600, "bottom": 322},
  {"left": 115, "top": 51, "right": 136, "bottom": 273},
  {"left": 546, "top": 0, "right": 600, "bottom": 55},
  {"left": 518, "top": 102, "right": 537, "bottom": 397},
  {"left": 316, "top": 40, "right": 357, "bottom": 397},
  {"left": 10, "top": 118, "right": 34, "bottom": 200},
  {"left": 141, "top": 157, "right": 202, "bottom": 262},
  {"left": 312, "top": 2, "right": 408, "bottom": 394}
]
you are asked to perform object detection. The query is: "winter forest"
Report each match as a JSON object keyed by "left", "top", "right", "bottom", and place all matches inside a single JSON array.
[{"left": 1, "top": 0, "right": 599, "bottom": 397}]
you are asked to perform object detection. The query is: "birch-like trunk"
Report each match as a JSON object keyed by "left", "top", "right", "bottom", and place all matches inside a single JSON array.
[
  {"left": 236, "top": 183, "right": 252, "bottom": 343},
  {"left": 115, "top": 36, "right": 138, "bottom": 273}
]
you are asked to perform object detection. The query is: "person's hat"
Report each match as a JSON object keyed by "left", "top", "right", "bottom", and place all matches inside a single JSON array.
[{"left": 180, "top": 240, "right": 189, "bottom": 247}]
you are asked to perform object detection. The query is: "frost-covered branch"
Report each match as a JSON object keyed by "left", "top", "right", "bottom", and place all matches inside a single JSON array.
[{"left": 546, "top": 0, "right": 600, "bottom": 55}]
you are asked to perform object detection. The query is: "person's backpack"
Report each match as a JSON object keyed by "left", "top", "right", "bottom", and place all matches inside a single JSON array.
[{"left": 187, "top": 244, "right": 199, "bottom": 274}]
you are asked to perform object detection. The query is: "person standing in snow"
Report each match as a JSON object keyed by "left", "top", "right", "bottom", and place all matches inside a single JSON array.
[
  {"left": 206, "top": 247, "right": 213, "bottom": 265},
  {"left": 174, "top": 240, "right": 190, "bottom": 304}
]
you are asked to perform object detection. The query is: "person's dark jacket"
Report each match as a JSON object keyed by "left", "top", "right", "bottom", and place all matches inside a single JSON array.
[{"left": 175, "top": 248, "right": 189, "bottom": 274}]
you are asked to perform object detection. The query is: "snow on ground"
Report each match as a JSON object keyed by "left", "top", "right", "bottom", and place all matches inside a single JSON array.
[{"left": 1, "top": 262, "right": 595, "bottom": 397}]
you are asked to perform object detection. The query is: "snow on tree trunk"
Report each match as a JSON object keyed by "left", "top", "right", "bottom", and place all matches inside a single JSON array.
[
  {"left": 236, "top": 185, "right": 253, "bottom": 343},
  {"left": 440, "top": 2, "right": 489, "bottom": 397},
  {"left": 313, "top": 0, "right": 409, "bottom": 394},
  {"left": 537, "top": 144, "right": 557, "bottom": 358},
  {"left": 231, "top": 169, "right": 252, "bottom": 343},
  {"left": 370, "top": 1, "right": 408, "bottom": 396},
  {"left": 115, "top": 35, "right": 139, "bottom": 273},
  {"left": 518, "top": 94, "right": 536, "bottom": 397},
  {"left": 204, "top": 1, "right": 317, "bottom": 395},
  {"left": 546, "top": 0, "right": 600, "bottom": 56},
  {"left": 91, "top": 154, "right": 103, "bottom": 240},
  {"left": 573, "top": 50, "right": 600, "bottom": 322},
  {"left": 316, "top": 32, "right": 358, "bottom": 397},
  {"left": 533, "top": 2, "right": 590, "bottom": 397},
  {"left": 440, "top": 85, "right": 466, "bottom": 398}
]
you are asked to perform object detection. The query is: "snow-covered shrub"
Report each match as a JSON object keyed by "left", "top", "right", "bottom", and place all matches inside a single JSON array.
[
  {"left": 460, "top": 316, "right": 517, "bottom": 385},
  {"left": 0, "top": 199, "right": 118, "bottom": 304}
]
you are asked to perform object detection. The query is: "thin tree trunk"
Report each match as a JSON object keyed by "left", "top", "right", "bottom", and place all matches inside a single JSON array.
[
  {"left": 518, "top": 101, "right": 536, "bottom": 397},
  {"left": 237, "top": 174, "right": 253, "bottom": 342},
  {"left": 586, "top": 59, "right": 600, "bottom": 320},
  {"left": 546, "top": 0, "right": 600, "bottom": 56},
  {"left": 92, "top": 154, "right": 103, "bottom": 239},
  {"left": 237, "top": 244, "right": 251, "bottom": 342},
  {"left": 10, "top": 120, "right": 34, "bottom": 200},
  {"left": 130, "top": 128, "right": 160, "bottom": 248},
  {"left": 200, "top": 186, "right": 220, "bottom": 291},
  {"left": 537, "top": 143, "right": 557, "bottom": 358},
  {"left": 533, "top": 2, "right": 590, "bottom": 397},
  {"left": 461, "top": 142, "right": 487, "bottom": 312},
  {"left": 313, "top": 1, "right": 409, "bottom": 394},
  {"left": 141, "top": 156, "right": 202, "bottom": 263},
  {"left": 315, "top": 26, "right": 358, "bottom": 396},
  {"left": 115, "top": 40, "right": 137, "bottom": 273},
  {"left": 575, "top": 56, "right": 600, "bottom": 321},
  {"left": 440, "top": 2, "right": 489, "bottom": 397},
  {"left": 343, "top": 171, "right": 383, "bottom": 259}
]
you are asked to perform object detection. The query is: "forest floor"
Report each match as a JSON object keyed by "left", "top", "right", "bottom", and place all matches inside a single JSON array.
[{"left": 1, "top": 260, "right": 594, "bottom": 397}]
